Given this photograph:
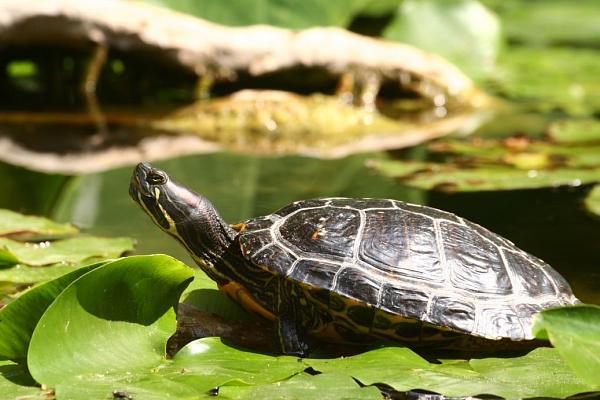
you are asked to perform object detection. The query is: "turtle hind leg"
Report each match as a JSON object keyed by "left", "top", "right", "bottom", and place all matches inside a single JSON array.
[{"left": 276, "top": 315, "right": 312, "bottom": 357}]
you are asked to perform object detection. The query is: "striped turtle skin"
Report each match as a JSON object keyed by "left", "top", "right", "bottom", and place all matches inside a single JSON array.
[{"left": 238, "top": 197, "right": 579, "bottom": 342}]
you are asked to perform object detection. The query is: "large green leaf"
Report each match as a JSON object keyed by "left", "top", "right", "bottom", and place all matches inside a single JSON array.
[
  {"left": 51, "top": 336, "right": 306, "bottom": 399},
  {"left": 0, "top": 261, "right": 105, "bottom": 361},
  {"left": 305, "top": 346, "right": 592, "bottom": 398},
  {"left": 0, "top": 236, "right": 134, "bottom": 267},
  {"left": 532, "top": 304, "right": 600, "bottom": 388},
  {"left": 168, "top": 337, "right": 304, "bottom": 387},
  {"left": 383, "top": 0, "right": 501, "bottom": 79},
  {"left": 142, "top": 0, "right": 370, "bottom": 29},
  {"left": 28, "top": 255, "right": 194, "bottom": 386},
  {"left": 0, "top": 209, "right": 78, "bottom": 241}
]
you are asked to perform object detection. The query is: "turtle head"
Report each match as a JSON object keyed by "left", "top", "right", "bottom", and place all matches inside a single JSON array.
[{"left": 130, "top": 162, "right": 236, "bottom": 283}]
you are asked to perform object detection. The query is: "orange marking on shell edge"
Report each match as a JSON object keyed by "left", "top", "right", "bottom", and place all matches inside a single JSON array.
[
  {"left": 219, "top": 281, "right": 275, "bottom": 321},
  {"left": 230, "top": 222, "right": 246, "bottom": 232},
  {"left": 310, "top": 229, "right": 320, "bottom": 240}
]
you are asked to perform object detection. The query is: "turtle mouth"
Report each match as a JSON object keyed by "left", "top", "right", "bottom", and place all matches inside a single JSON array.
[
  {"left": 129, "top": 174, "right": 143, "bottom": 200},
  {"left": 129, "top": 162, "right": 154, "bottom": 198}
]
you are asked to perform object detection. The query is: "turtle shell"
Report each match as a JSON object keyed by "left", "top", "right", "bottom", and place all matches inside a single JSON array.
[{"left": 237, "top": 198, "right": 579, "bottom": 340}]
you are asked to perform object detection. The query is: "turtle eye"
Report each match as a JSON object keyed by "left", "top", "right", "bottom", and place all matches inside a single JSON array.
[{"left": 146, "top": 171, "right": 167, "bottom": 185}]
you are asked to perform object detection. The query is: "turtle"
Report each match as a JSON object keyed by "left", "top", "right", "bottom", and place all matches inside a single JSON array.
[{"left": 129, "top": 162, "right": 580, "bottom": 356}]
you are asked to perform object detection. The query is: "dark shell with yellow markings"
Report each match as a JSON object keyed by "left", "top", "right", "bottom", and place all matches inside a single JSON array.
[{"left": 238, "top": 198, "right": 579, "bottom": 341}]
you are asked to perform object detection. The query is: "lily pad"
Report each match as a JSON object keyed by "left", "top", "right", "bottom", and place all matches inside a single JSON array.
[
  {"left": 532, "top": 304, "right": 600, "bottom": 388},
  {"left": 368, "top": 133, "right": 600, "bottom": 192},
  {"left": 429, "top": 138, "right": 600, "bottom": 168},
  {"left": 51, "top": 336, "right": 306, "bottom": 399},
  {"left": 383, "top": 0, "right": 501, "bottom": 79},
  {"left": 547, "top": 119, "right": 600, "bottom": 144},
  {"left": 305, "top": 346, "right": 592, "bottom": 398},
  {"left": 369, "top": 159, "right": 600, "bottom": 192},
  {"left": 0, "top": 261, "right": 105, "bottom": 361},
  {"left": 0, "top": 236, "right": 134, "bottom": 267},
  {"left": 28, "top": 255, "right": 194, "bottom": 386},
  {"left": 494, "top": 47, "right": 600, "bottom": 115},
  {"left": 0, "top": 209, "right": 78, "bottom": 241},
  {"left": 0, "top": 263, "right": 86, "bottom": 284},
  {"left": 218, "top": 372, "right": 382, "bottom": 400},
  {"left": 585, "top": 184, "right": 600, "bottom": 218}
]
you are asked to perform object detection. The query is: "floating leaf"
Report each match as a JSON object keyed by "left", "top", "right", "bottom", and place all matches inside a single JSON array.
[
  {"left": 532, "top": 304, "right": 600, "bottom": 388},
  {"left": 0, "top": 209, "right": 78, "bottom": 241},
  {"left": 169, "top": 337, "right": 303, "bottom": 388},
  {"left": 305, "top": 346, "right": 592, "bottom": 398},
  {"left": 429, "top": 138, "right": 600, "bottom": 168},
  {"left": 585, "top": 184, "right": 600, "bottom": 218},
  {"left": 0, "top": 261, "right": 105, "bottom": 361},
  {"left": 50, "top": 336, "right": 306, "bottom": 398},
  {"left": 218, "top": 372, "right": 382, "bottom": 400},
  {"left": 28, "top": 255, "right": 194, "bottom": 386},
  {"left": 0, "top": 263, "right": 84, "bottom": 284},
  {"left": 369, "top": 159, "right": 600, "bottom": 192},
  {"left": 547, "top": 119, "right": 600, "bottom": 144},
  {"left": 383, "top": 0, "right": 501, "bottom": 79},
  {"left": 0, "top": 236, "right": 134, "bottom": 267}
]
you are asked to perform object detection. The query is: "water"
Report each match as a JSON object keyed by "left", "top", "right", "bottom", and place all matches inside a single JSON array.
[{"left": 2, "top": 146, "right": 599, "bottom": 304}]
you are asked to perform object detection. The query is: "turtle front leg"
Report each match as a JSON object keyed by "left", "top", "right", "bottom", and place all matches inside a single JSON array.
[
  {"left": 276, "top": 315, "right": 312, "bottom": 357},
  {"left": 274, "top": 279, "right": 312, "bottom": 357}
]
